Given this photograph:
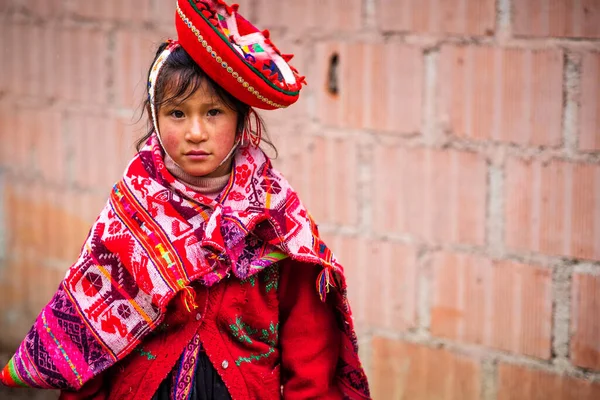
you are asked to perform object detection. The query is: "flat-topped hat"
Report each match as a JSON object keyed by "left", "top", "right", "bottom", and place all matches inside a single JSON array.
[{"left": 175, "top": 0, "right": 306, "bottom": 110}]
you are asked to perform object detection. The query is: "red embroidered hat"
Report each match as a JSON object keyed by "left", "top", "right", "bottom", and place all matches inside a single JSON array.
[{"left": 175, "top": 0, "right": 305, "bottom": 110}]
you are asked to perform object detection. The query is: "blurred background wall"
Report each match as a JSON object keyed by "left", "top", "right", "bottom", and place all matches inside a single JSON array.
[{"left": 1, "top": 0, "right": 600, "bottom": 399}]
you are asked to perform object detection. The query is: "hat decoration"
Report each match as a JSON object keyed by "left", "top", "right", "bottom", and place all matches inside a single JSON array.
[{"left": 175, "top": 0, "right": 306, "bottom": 109}]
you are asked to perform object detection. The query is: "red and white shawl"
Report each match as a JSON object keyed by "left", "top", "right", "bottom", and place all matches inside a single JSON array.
[{"left": 0, "top": 134, "right": 370, "bottom": 398}]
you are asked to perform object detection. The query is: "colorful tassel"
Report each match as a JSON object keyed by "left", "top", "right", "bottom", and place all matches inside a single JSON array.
[{"left": 317, "top": 267, "right": 336, "bottom": 302}]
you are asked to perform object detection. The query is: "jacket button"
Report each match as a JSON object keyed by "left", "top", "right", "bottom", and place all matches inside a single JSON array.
[
  {"left": 222, "top": 360, "right": 229, "bottom": 369},
  {"left": 195, "top": 313, "right": 202, "bottom": 321}
]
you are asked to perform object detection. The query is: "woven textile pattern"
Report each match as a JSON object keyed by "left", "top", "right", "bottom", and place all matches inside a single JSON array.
[{"left": 0, "top": 133, "right": 369, "bottom": 398}]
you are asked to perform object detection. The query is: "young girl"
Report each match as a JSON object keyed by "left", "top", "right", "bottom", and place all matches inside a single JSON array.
[{"left": 1, "top": 1, "right": 370, "bottom": 399}]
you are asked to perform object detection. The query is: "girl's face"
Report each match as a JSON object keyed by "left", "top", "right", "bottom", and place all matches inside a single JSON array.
[{"left": 157, "top": 80, "right": 239, "bottom": 178}]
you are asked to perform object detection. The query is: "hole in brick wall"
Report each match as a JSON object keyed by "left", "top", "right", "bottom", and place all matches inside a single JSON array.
[{"left": 327, "top": 53, "right": 339, "bottom": 96}]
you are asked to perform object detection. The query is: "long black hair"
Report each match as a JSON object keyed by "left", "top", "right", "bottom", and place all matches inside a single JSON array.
[{"left": 136, "top": 41, "right": 277, "bottom": 157}]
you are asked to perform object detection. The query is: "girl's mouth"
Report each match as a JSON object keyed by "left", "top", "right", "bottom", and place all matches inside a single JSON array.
[{"left": 186, "top": 150, "right": 209, "bottom": 156}]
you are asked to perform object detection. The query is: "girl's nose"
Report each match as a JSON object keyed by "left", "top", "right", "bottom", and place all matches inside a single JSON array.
[{"left": 186, "top": 118, "right": 208, "bottom": 142}]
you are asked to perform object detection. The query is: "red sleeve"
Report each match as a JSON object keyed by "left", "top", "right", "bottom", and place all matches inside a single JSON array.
[{"left": 279, "top": 259, "right": 342, "bottom": 400}]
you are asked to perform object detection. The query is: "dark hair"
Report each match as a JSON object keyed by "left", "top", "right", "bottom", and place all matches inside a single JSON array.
[{"left": 136, "top": 42, "right": 277, "bottom": 158}]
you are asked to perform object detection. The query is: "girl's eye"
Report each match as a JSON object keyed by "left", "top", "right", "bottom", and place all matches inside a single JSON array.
[
  {"left": 207, "top": 109, "right": 221, "bottom": 117},
  {"left": 170, "top": 110, "right": 184, "bottom": 118}
]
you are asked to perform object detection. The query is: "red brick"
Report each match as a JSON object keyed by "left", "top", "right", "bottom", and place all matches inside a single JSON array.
[
  {"left": 258, "top": 94, "right": 309, "bottom": 141},
  {"left": 0, "top": 104, "right": 64, "bottom": 181},
  {"left": 19, "top": 0, "right": 63, "bottom": 19},
  {"left": 366, "top": 241, "right": 418, "bottom": 331},
  {"left": 253, "top": 0, "right": 286, "bottom": 29},
  {"left": 5, "top": 23, "right": 43, "bottom": 98},
  {"left": 267, "top": 132, "right": 308, "bottom": 199},
  {"left": 379, "top": 0, "right": 495, "bottom": 36},
  {"left": 114, "top": 29, "right": 172, "bottom": 109},
  {"left": 431, "top": 253, "right": 553, "bottom": 358},
  {"left": 440, "top": 46, "right": 563, "bottom": 146},
  {"left": 580, "top": 52, "right": 600, "bottom": 151},
  {"left": 315, "top": 42, "right": 422, "bottom": 133},
  {"left": 329, "top": 236, "right": 365, "bottom": 328},
  {"left": 505, "top": 158, "right": 600, "bottom": 261},
  {"left": 155, "top": 0, "right": 253, "bottom": 29},
  {"left": 60, "top": 28, "right": 110, "bottom": 104},
  {"left": 372, "top": 337, "right": 481, "bottom": 400},
  {"left": 498, "top": 364, "right": 600, "bottom": 400},
  {"left": 335, "top": 239, "right": 418, "bottom": 332},
  {"left": 38, "top": 25, "right": 62, "bottom": 99},
  {"left": 5, "top": 181, "right": 95, "bottom": 264},
  {"left": 56, "top": 190, "right": 107, "bottom": 261},
  {"left": 255, "top": 0, "right": 361, "bottom": 35},
  {"left": 5, "top": 24, "right": 108, "bottom": 103},
  {"left": 513, "top": 0, "right": 600, "bottom": 39},
  {"left": 0, "top": 101, "right": 19, "bottom": 168},
  {"left": 233, "top": 0, "right": 253, "bottom": 15},
  {"left": 0, "top": 259, "right": 37, "bottom": 349},
  {"left": 0, "top": 23, "right": 12, "bottom": 93},
  {"left": 320, "top": 234, "right": 368, "bottom": 334},
  {"left": 0, "top": 1, "right": 9, "bottom": 14},
  {"left": 300, "top": 134, "right": 359, "bottom": 227},
  {"left": 571, "top": 273, "right": 600, "bottom": 370},
  {"left": 373, "top": 146, "right": 486, "bottom": 246},
  {"left": 150, "top": 0, "right": 177, "bottom": 28},
  {"left": 275, "top": 132, "right": 359, "bottom": 228},
  {"left": 35, "top": 112, "right": 65, "bottom": 183},
  {"left": 67, "top": 113, "right": 136, "bottom": 191},
  {"left": 305, "top": 135, "right": 329, "bottom": 222},
  {"left": 116, "top": 109, "right": 148, "bottom": 158},
  {"left": 314, "top": 42, "right": 343, "bottom": 127},
  {"left": 66, "top": 0, "right": 151, "bottom": 23}
]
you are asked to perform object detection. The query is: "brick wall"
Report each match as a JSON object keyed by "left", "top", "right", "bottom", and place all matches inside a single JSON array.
[{"left": 0, "top": 1, "right": 599, "bottom": 399}]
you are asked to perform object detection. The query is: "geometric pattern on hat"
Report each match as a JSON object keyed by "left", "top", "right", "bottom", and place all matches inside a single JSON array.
[{"left": 176, "top": 0, "right": 306, "bottom": 109}]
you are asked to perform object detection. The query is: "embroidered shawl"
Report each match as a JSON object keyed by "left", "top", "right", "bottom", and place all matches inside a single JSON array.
[{"left": 0, "top": 135, "right": 370, "bottom": 398}]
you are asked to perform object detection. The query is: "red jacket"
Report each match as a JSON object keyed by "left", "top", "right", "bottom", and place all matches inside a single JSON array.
[{"left": 60, "top": 259, "right": 342, "bottom": 400}]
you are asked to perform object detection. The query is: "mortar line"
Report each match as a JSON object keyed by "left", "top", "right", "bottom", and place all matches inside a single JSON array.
[
  {"left": 551, "top": 264, "right": 574, "bottom": 367},
  {"left": 562, "top": 51, "right": 582, "bottom": 155},
  {"left": 495, "top": 0, "right": 513, "bottom": 43},
  {"left": 482, "top": 358, "right": 499, "bottom": 400}
]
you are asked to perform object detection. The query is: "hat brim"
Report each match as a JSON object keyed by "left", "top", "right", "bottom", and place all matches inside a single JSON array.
[{"left": 176, "top": 0, "right": 301, "bottom": 110}]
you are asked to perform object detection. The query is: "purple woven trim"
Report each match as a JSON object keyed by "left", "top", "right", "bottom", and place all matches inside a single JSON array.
[{"left": 172, "top": 332, "right": 202, "bottom": 400}]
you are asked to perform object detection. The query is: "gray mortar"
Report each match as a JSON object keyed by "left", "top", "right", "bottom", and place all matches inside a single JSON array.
[
  {"left": 563, "top": 52, "right": 582, "bottom": 155},
  {"left": 551, "top": 265, "right": 573, "bottom": 366}
]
